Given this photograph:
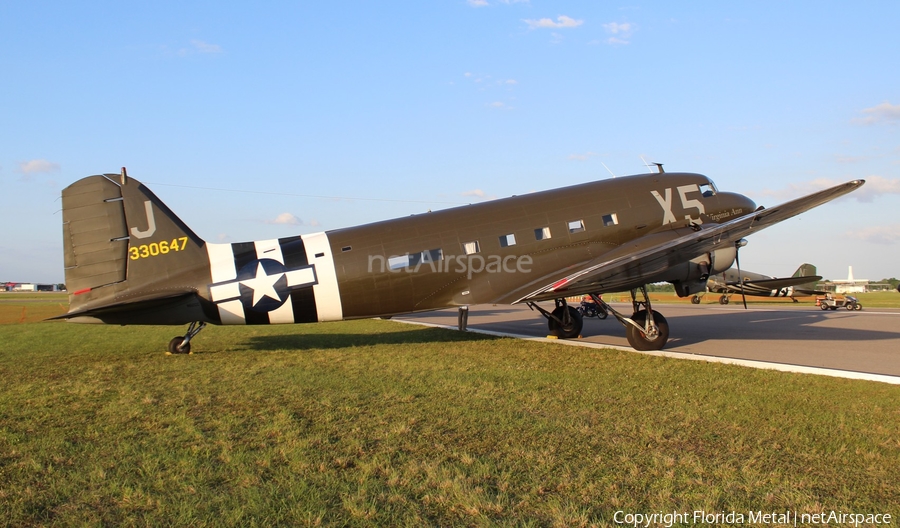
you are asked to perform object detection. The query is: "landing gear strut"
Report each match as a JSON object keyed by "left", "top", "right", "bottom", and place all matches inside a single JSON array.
[
  {"left": 588, "top": 286, "right": 669, "bottom": 351},
  {"left": 528, "top": 287, "right": 668, "bottom": 350},
  {"left": 528, "top": 298, "right": 583, "bottom": 339},
  {"left": 167, "top": 321, "right": 207, "bottom": 354}
]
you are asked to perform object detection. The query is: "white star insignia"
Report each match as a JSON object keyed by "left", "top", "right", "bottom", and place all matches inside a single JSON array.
[{"left": 239, "top": 262, "right": 283, "bottom": 307}]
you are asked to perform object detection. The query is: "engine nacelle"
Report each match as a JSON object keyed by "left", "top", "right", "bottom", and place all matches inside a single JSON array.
[{"left": 666, "top": 246, "right": 738, "bottom": 298}]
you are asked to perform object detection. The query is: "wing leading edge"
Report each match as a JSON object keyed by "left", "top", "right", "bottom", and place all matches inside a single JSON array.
[
  {"left": 723, "top": 276, "right": 822, "bottom": 290},
  {"left": 513, "top": 179, "right": 864, "bottom": 303}
]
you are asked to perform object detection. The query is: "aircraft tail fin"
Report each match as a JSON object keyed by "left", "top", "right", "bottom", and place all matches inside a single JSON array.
[
  {"left": 791, "top": 263, "right": 820, "bottom": 293},
  {"left": 61, "top": 170, "right": 211, "bottom": 322},
  {"left": 792, "top": 263, "right": 817, "bottom": 278}
]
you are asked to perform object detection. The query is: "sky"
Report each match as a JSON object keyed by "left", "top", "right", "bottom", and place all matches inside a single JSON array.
[{"left": 1, "top": 1, "right": 898, "bottom": 285}]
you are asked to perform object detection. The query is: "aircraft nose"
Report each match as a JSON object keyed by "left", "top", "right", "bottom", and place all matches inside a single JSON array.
[{"left": 710, "top": 192, "right": 757, "bottom": 221}]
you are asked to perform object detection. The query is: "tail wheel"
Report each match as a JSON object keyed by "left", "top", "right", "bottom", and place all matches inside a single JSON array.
[
  {"left": 691, "top": 295, "right": 701, "bottom": 304},
  {"left": 719, "top": 295, "right": 729, "bottom": 305},
  {"left": 548, "top": 306, "right": 583, "bottom": 339},
  {"left": 626, "top": 309, "right": 669, "bottom": 351},
  {"left": 168, "top": 336, "right": 191, "bottom": 354}
]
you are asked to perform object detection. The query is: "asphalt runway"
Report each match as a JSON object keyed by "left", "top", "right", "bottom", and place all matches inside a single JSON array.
[{"left": 397, "top": 302, "right": 900, "bottom": 382}]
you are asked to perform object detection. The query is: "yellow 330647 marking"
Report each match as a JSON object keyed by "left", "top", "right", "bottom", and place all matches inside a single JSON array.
[{"left": 129, "top": 237, "right": 188, "bottom": 261}]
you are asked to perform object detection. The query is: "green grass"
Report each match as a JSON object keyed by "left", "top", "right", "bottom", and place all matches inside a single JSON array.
[
  {"left": 841, "top": 291, "right": 900, "bottom": 308},
  {"left": 0, "top": 293, "right": 68, "bottom": 324},
  {"left": 1, "top": 318, "right": 898, "bottom": 526}
]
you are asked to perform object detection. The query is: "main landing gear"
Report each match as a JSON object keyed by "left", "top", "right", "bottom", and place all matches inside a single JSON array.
[
  {"left": 167, "top": 321, "right": 207, "bottom": 354},
  {"left": 613, "top": 286, "right": 669, "bottom": 351},
  {"left": 528, "top": 286, "right": 670, "bottom": 350},
  {"left": 528, "top": 298, "right": 584, "bottom": 339}
]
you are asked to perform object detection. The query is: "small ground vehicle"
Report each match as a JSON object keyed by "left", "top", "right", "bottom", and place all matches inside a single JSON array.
[
  {"left": 818, "top": 294, "right": 862, "bottom": 311},
  {"left": 577, "top": 296, "right": 609, "bottom": 319}
]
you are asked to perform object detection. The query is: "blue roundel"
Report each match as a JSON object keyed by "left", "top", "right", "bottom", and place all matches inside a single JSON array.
[{"left": 236, "top": 258, "right": 290, "bottom": 312}]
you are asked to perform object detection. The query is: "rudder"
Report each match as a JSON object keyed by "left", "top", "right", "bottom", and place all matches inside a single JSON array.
[
  {"left": 791, "top": 263, "right": 820, "bottom": 292},
  {"left": 61, "top": 170, "right": 210, "bottom": 320}
]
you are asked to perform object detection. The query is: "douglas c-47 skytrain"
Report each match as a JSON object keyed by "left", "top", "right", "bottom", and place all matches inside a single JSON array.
[{"left": 54, "top": 167, "right": 864, "bottom": 353}]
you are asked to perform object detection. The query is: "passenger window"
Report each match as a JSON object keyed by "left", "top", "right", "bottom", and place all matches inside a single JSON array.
[
  {"left": 499, "top": 234, "right": 517, "bottom": 247},
  {"left": 463, "top": 241, "right": 480, "bottom": 255},
  {"left": 602, "top": 213, "right": 618, "bottom": 227},
  {"left": 568, "top": 220, "right": 585, "bottom": 233},
  {"left": 534, "top": 227, "right": 551, "bottom": 240},
  {"left": 388, "top": 255, "right": 408, "bottom": 270}
]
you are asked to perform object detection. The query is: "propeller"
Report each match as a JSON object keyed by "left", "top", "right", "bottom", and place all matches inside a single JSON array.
[{"left": 735, "top": 238, "right": 748, "bottom": 309}]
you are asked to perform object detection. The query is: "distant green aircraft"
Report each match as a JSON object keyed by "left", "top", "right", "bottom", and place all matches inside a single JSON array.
[
  {"left": 692, "top": 263, "right": 823, "bottom": 305},
  {"left": 53, "top": 167, "right": 864, "bottom": 352}
]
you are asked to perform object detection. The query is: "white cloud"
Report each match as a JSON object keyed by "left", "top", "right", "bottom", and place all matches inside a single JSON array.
[
  {"left": 469, "top": 0, "right": 528, "bottom": 6},
  {"left": 855, "top": 102, "right": 900, "bottom": 125},
  {"left": 755, "top": 175, "right": 900, "bottom": 203},
  {"left": 835, "top": 155, "right": 866, "bottom": 164},
  {"left": 844, "top": 224, "right": 900, "bottom": 245},
  {"left": 568, "top": 152, "right": 598, "bottom": 161},
  {"left": 267, "top": 213, "right": 303, "bottom": 226},
  {"left": 172, "top": 39, "right": 223, "bottom": 56},
  {"left": 602, "top": 21, "right": 634, "bottom": 45},
  {"left": 462, "top": 189, "right": 497, "bottom": 201},
  {"left": 191, "top": 40, "right": 222, "bottom": 54},
  {"left": 523, "top": 15, "right": 583, "bottom": 30},
  {"left": 604, "top": 22, "right": 631, "bottom": 34},
  {"left": 17, "top": 159, "right": 60, "bottom": 174}
]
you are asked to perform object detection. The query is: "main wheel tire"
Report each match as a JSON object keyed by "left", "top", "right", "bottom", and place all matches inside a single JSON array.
[
  {"left": 168, "top": 336, "right": 191, "bottom": 354},
  {"left": 548, "top": 305, "right": 583, "bottom": 339},
  {"left": 626, "top": 309, "right": 669, "bottom": 351},
  {"left": 691, "top": 296, "right": 701, "bottom": 304},
  {"left": 719, "top": 295, "right": 729, "bottom": 305}
]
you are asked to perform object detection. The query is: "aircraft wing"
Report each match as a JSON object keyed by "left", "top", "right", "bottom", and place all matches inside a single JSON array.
[
  {"left": 723, "top": 276, "right": 823, "bottom": 290},
  {"left": 512, "top": 179, "right": 864, "bottom": 303}
]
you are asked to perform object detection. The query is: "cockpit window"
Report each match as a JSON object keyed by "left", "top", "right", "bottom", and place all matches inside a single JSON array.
[{"left": 700, "top": 182, "right": 717, "bottom": 197}]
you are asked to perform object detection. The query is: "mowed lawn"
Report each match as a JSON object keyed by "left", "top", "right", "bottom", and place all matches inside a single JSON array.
[{"left": 0, "top": 302, "right": 898, "bottom": 525}]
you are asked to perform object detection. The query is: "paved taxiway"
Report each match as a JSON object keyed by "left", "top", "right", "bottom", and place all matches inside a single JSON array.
[{"left": 398, "top": 303, "right": 900, "bottom": 381}]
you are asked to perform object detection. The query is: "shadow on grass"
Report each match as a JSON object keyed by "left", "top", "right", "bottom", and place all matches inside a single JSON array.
[{"left": 236, "top": 326, "right": 499, "bottom": 352}]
